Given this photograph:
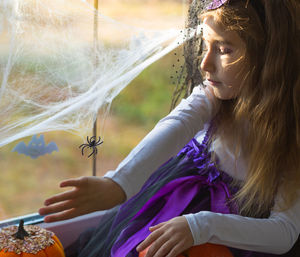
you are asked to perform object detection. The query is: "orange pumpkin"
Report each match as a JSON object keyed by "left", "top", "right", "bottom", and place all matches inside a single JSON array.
[
  {"left": 139, "top": 243, "right": 233, "bottom": 257},
  {"left": 0, "top": 220, "right": 65, "bottom": 257}
]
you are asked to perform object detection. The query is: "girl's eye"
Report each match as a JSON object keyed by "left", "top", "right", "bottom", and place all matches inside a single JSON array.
[{"left": 218, "top": 46, "right": 232, "bottom": 54}]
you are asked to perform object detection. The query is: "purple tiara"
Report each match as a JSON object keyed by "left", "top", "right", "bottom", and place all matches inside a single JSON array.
[{"left": 207, "top": 0, "right": 229, "bottom": 10}]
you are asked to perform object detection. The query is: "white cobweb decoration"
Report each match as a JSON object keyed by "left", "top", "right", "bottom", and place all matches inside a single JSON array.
[{"left": 0, "top": 0, "right": 195, "bottom": 148}]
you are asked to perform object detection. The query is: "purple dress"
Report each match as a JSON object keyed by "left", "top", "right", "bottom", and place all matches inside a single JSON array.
[{"left": 66, "top": 129, "right": 299, "bottom": 257}]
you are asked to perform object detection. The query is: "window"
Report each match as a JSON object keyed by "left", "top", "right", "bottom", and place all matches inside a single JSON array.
[{"left": 0, "top": 0, "right": 187, "bottom": 221}]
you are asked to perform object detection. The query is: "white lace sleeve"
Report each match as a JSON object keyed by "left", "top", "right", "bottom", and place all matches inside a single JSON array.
[{"left": 184, "top": 193, "right": 300, "bottom": 254}]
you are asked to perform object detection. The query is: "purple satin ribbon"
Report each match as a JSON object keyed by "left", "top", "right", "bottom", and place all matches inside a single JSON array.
[
  {"left": 111, "top": 134, "right": 238, "bottom": 256},
  {"left": 207, "top": 0, "right": 229, "bottom": 10},
  {"left": 112, "top": 172, "right": 235, "bottom": 256}
]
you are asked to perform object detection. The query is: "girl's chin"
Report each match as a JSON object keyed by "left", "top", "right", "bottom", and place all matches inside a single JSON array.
[{"left": 212, "top": 87, "right": 236, "bottom": 100}]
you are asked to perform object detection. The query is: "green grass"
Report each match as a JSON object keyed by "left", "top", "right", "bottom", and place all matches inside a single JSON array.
[{"left": 112, "top": 49, "right": 183, "bottom": 129}]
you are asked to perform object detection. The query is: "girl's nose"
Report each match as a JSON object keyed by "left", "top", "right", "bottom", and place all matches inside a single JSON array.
[{"left": 200, "top": 50, "right": 215, "bottom": 73}]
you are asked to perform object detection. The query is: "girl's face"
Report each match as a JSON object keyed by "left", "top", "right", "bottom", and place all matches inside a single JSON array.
[{"left": 200, "top": 16, "right": 248, "bottom": 100}]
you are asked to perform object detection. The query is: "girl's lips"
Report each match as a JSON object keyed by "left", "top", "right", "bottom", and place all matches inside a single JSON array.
[{"left": 204, "top": 79, "right": 222, "bottom": 87}]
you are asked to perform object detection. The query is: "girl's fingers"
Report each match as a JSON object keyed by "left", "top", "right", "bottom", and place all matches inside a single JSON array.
[
  {"left": 60, "top": 177, "right": 86, "bottom": 188},
  {"left": 39, "top": 177, "right": 92, "bottom": 223},
  {"left": 44, "top": 205, "right": 92, "bottom": 223},
  {"left": 165, "top": 242, "right": 185, "bottom": 257},
  {"left": 39, "top": 199, "right": 78, "bottom": 215},
  {"left": 136, "top": 227, "right": 163, "bottom": 252},
  {"left": 44, "top": 189, "right": 78, "bottom": 206},
  {"left": 43, "top": 177, "right": 86, "bottom": 206},
  {"left": 149, "top": 222, "right": 166, "bottom": 232},
  {"left": 43, "top": 208, "right": 78, "bottom": 223},
  {"left": 151, "top": 240, "right": 174, "bottom": 257}
]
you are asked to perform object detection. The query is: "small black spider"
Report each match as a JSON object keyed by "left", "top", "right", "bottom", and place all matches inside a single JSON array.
[{"left": 79, "top": 136, "right": 103, "bottom": 158}]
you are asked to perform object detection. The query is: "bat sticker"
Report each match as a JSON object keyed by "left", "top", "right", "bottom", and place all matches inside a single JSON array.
[{"left": 12, "top": 135, "right": 59, "bottom": 159}]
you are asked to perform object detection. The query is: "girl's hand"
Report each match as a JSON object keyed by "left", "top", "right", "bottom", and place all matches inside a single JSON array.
[
  {"left": 38, "top": 176, "right": 126, "bottom": 222},
  {"left": 136, "top": 216, "right": 194, "bottom": 257}
]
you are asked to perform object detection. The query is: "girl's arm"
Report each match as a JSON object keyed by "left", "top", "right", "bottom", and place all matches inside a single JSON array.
[
  {"left": 184, "top": 194, "right": 300, "bottom": 254},
  {"left": 39, "top": 85, "right": 217, "bottom": 222},
  {"left": 104, "top": 85, "right": 218, "bottom": 200}
]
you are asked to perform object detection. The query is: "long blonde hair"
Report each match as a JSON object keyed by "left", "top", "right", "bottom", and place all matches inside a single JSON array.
[{"left": 202, "top": 0, "right": 300, "bottom": 217}]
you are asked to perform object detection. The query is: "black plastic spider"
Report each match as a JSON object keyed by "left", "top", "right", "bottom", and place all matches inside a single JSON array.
[{"left": 79, "top": 136, "right": 103, "bottom": 158}]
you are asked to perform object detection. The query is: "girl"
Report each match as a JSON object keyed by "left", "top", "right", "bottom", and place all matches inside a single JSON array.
[{"left": 39, "top": 0, "right": 300, "bottom": 256}]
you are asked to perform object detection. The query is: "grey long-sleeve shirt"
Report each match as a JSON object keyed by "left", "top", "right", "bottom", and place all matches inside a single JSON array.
[{"left": 104, "top": 85, "right": 300, "bottom": 254}]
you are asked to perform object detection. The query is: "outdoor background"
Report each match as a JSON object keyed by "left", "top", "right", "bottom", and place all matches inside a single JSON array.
[{"left": 0, "top": 0, "right": 188, "bottom": 220}]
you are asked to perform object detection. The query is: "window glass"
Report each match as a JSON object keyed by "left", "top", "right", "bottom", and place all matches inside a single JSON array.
[{"left": 0, "top": 0, "right": 187, "bottom": 220}]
